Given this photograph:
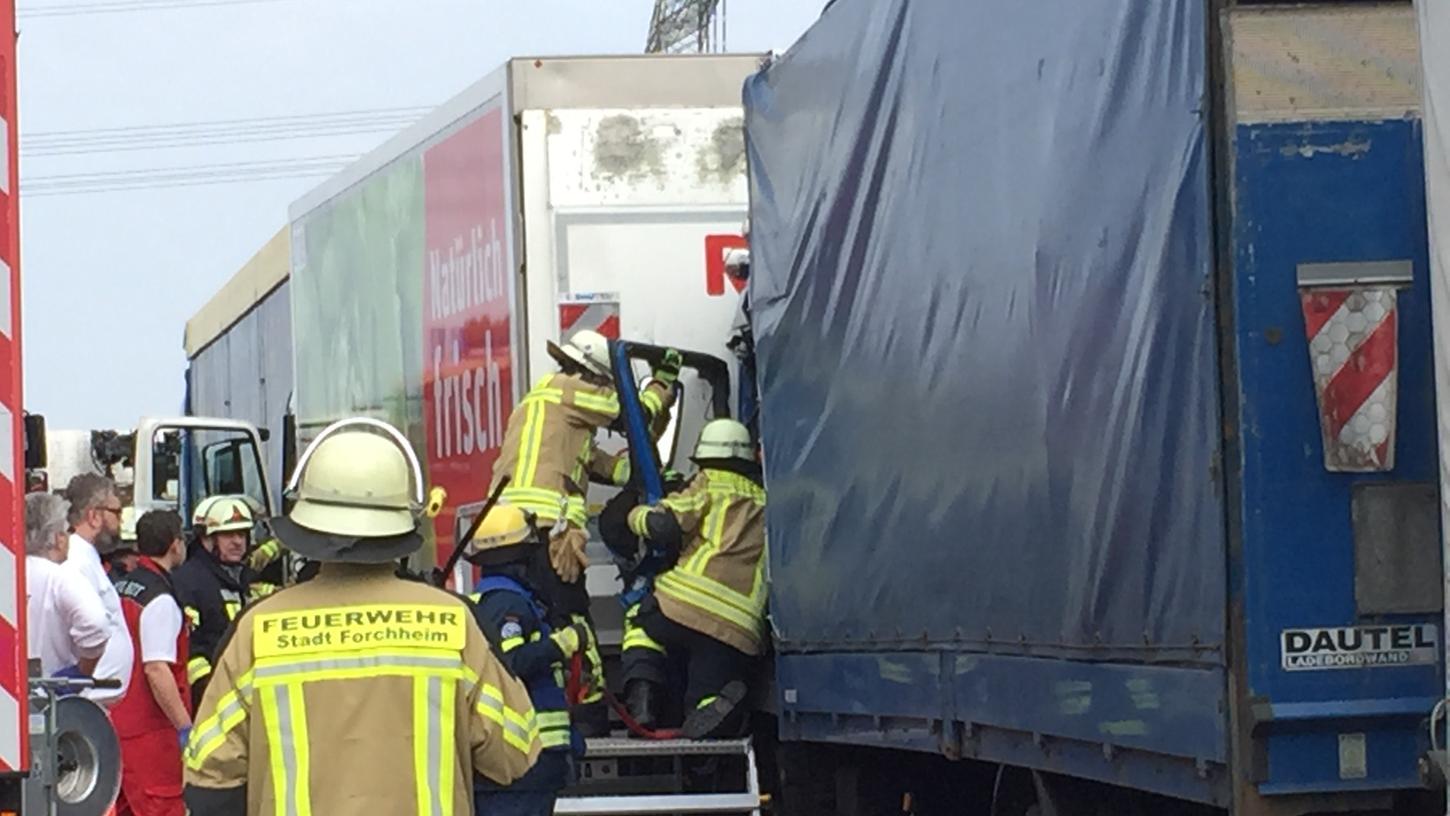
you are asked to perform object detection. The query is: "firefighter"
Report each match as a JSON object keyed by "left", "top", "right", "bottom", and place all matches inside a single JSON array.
[
  {"left": 112, "top": 510, "right": 191, "bottom": 816},
  {"left": 626, "top": 419, "right": 767, "bottom": 739},
  {"left": 466, "top": 505, "right": 585, "bottom": 815},
  {"left": 183, "top": 417, "right": 540, "bottom": 815},
  {"left": 172, "top": 496, "right": 254, "bottom": 704},
  {"left": 491, "top": 329, "right": 681, "bottom": 734}
]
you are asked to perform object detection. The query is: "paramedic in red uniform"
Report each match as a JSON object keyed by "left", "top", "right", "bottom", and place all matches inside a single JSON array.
[{"left": 112, "top": 510, "right": 192, "bottom": 816}]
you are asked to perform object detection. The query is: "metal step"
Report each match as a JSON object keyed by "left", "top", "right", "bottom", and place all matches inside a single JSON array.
[{"left": 555, "top": 736, "right": 761, "bottom": 815}]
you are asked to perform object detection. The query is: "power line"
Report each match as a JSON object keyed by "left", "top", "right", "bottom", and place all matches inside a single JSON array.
[
  {"left": 22, "top": 154, "right": 358, "bottom": 195},
  {"left": 18, "top": 0, "right": 285, "bottom": 19},
  {"left": 23, "top": 114, "right": 427, "bottom": 156},
  {"left": 23, "top": 106, "right": 432, "bottom": 141}
]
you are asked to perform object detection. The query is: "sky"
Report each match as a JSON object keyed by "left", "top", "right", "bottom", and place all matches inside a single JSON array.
[{"left": 16, "top": 0, "right": 824, "bottom": 429}]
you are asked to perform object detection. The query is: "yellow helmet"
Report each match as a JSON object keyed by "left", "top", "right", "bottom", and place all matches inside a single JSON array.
[
  {"left": 205, "top": 496, "right": 254, "bottom": 535},
  {"left": 465, "top": 505, "right": 539, "bottom": 562}
]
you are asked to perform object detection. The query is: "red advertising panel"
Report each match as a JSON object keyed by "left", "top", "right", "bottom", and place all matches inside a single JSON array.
[{"left": 421, "top": 105, "right": 514, "bottom": 567}]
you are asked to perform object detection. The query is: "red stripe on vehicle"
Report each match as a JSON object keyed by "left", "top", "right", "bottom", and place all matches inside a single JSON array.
[{"left": 1321, "top": 316, "right": 1396, "bottom": 438}]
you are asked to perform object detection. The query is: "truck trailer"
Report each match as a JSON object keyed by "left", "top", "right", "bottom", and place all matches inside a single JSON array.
[
  {"left": 745, "top": 0, "right": 1445, "bottom": 813},
  {"left": 285, "top": 54, "right": 761, "bottom": 623}
]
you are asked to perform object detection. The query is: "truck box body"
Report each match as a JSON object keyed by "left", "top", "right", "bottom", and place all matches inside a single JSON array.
[
  {"left": 184, "top": 227, "right": 293, "bottom": 509},
  {"left": 288, "top": 55, "right": 760, "bottom": 601},
  {"left": 747, "top": 0, "right": 1438, "bottom": 807}
]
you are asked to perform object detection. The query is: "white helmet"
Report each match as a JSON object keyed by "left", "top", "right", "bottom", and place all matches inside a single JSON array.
[
  {"left": 191, "top": 494, "right": 226, "bottom": 528},
  {"left": 693, "top": 419, "right": 754, "bottom": 462},
  {"left": 274, "top": 418, "right": 427, "bottom": 564},
  {"left": 204, "top": 496, "right": 255, "bottom": 535},
  {"left": 554, "top": 329, "right": 612, "bottom": 380}
]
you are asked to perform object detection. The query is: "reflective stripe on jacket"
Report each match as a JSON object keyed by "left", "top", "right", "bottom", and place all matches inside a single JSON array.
[
  {"left": 183, "top": 562, "right": 541, "bottom": 816},
  {"left": 492, "top": 373, "right": 673, "bottom": 527},
  {"left": 629, "top": 469, "right": 768, "bottom": 655}
]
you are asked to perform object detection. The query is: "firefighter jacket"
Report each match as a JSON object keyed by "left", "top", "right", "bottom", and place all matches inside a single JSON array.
[
  {"left": 492, "top": 372, "right": 674, "bottom": 529},
  {"left": 112, "top": 557, "right": 191, "bottom": 739},
  {"left": 629, "top": 468, "right": 768, "bottom": 656},
  {"left": 182, "top": 562, "right": 541, "bottom": 816},
  {"left": 172, "top": 548, "right": 251, "bottom": 704}
]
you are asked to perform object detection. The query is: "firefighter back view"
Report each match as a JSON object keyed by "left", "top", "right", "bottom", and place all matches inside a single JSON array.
[{"left": 183, "top": 417, "right": 541, "bottom": 815}]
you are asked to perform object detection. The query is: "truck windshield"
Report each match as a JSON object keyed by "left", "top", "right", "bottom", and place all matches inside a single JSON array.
[{"left": 173, "top": 428, "right": 269, "bottom": 516}]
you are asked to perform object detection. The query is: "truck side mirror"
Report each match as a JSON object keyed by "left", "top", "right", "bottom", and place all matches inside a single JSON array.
[{"left": 23, "top": 413, "right": 46, "bottom": 470}]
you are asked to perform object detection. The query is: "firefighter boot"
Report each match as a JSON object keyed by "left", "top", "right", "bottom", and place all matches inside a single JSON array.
[
  {"left": 625, "top": 678, "right": 662, "bottom": 733},
  {"left": 683, "top": 680, "right": 748, "bottom": 740}
]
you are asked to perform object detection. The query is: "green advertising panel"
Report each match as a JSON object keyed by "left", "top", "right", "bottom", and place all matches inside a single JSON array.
[{"left": 291, "top": 155, "right": 428, "bottom": 484}]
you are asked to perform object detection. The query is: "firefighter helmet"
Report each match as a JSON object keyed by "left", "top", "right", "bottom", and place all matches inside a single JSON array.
[
  {"left": 191, "top": 494, "right": 226, "bottom": 528},
  {"left": 204, "top": 496, "right": 254, "bottom": 535},
  {"left": 464, "top": 504, "right": 541, "bottom": 565},
  {"left": 549, "top": 329, "right": 612, "bottom": 381},
  {"left": 693, "top": 419, "right": 755, "bottom": 463},
  {"left": 274, "top": 417, "right": 426, "bottom": 563}
]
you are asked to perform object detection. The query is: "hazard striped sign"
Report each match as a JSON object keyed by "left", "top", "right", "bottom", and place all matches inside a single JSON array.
[
  {"left": 0, "top": 2, "right": 26, "bottom": 774},
  {"left": 559, "top": 296, "right": 620, "bottom": 341},
  {"left": 1298, "top": 261, "right": 1412, "bottom": 472}
]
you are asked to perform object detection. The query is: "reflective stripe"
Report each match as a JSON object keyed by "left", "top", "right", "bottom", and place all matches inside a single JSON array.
[
  {"left": 696, "top": 695, "right": 718, "bottom": 710},
  {"left": 656, "top": 569, "right": 763, "bottom": 635},
  {"left": 661, "top": 492, "right": 708, "bottom": 514},
  {"left": 499, "top": 486, "right": 567, "bottom": 522},
  {"left": 612, "top": 457, "right": 630, "bottom": 485},
  {"left": 640, "top": 388, "right": 663, "bottom": 416},
  {"left": 537, "top": 710, "right": 572, "bottom": 748},
  {"left": 187, "top": 674, "right": 254, "bottom": 769},
  {"left": 515, "top": 396, "right": 549, "bottom": 488},
  {"left": 623, "top": 606, "right": 665, "bottom": 653},
  {"left": 463, "top": 667, "right": 538, "bottom": 755},
  {"left": 224, "top": 601, "right": 241, "bottom": 621},
  {"left": 184, "top": 606, "right": 201, "bottom": 629},
  {"left": 253, "top": 650, "right": 467, "bottom": 685},
  {"left": 573, "top": 391, "right": 619, "bottom": 416},
  {"left": 565, "top": 495, "right": 589, "bottom": 528},
  {"left": 188, "top": 656, "right": 212, "bottom": 684},
  {"left": 499, "top": 636, "right": 525, "bottom": 652},
  {"left": 261, "top": 681, "right": 311, "bottom": 816},
  {"left": 627, "top": 506, "right": 652, "bottom": 537},
  {"left": 413, "top": 676, "right": 448, "bottom": 816},
  {"left": 686, "top": 500, "right": 732, "bottom": 574}
]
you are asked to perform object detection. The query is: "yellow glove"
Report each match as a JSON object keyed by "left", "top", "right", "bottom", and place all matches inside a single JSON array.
[
  {"left": 548, "top": 525, "right": 590, "bottom": 584},
  {"left": 550, "top": 625, "right": 583, "bottom": 659},
  {"left": 246, "top": 538, "right": 283, "bottom": 573}
]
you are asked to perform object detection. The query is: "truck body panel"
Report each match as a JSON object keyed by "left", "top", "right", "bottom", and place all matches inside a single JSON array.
[
  {"left": 185, "top": 227, "right": 292, "bottom": 509},
  {"left": 747, "top": 0, "right": 1439, "bottom": 806},
  {"left": 1226, "top": 7, "right": 1438, "bottom": 797},
  {"left": 286, "top": 55, "right": 760, "bottom": 599}
]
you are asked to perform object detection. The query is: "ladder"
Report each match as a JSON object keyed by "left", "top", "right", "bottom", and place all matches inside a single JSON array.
[{"left": 555, "top": 736, "right": 762, "bottom": 815}]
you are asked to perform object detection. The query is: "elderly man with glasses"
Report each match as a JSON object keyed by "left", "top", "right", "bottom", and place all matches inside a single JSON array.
[{"left": 62, "top": 473, "right": 135, "bottom": 706}]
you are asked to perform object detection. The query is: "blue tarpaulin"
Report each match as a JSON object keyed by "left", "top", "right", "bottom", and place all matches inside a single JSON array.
[{"left": 745, "top": 0, "right": 1222, "bottom": 663}]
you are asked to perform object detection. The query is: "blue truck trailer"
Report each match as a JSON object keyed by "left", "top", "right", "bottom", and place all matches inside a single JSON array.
[{"left": 745, "top": 1, "right": 1441, "bottom": 813}]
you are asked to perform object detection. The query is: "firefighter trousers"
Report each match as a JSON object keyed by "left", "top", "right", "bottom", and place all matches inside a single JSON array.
[{"left": 637, "top": 597, "right": 751, "bottom": 729}]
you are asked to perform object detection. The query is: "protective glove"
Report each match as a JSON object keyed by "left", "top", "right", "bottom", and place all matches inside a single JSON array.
[
  {"left": 548, "top": 525, "right": 590, "bottom": 584},
  {"left": 652, "top": 348, "right": 683, "bottom": 388},
  {"left": 178, "top": 725, "right": 192, "bottom": 749},
  {"left": 246, "top": 537, "right": 283, "bottom": 573},
  {"left": 550, "top": 624, "right": 583, "bottom": 659}
]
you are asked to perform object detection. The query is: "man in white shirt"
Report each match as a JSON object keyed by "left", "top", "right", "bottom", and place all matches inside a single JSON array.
[
  {"left": 24, "top": 492, "right": 110, "bottom": 676},
  {"left": 62, "top": 473, "right": 134, "bottom": 705}
]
